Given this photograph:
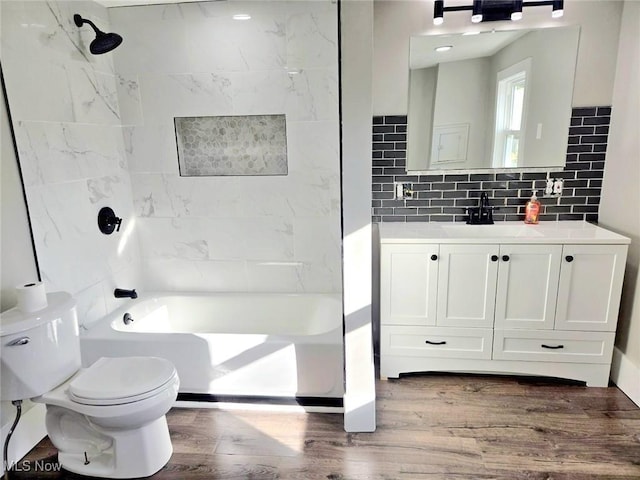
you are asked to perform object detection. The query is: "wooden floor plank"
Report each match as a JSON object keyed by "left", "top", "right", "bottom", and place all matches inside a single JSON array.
[{"left": 13, "top": 374, "right": 640, "bottom": 479}]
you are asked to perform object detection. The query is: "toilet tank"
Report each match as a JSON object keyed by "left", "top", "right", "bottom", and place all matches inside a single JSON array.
[{"left": 0, "top": 292, "right": 81, "bottom": 401}]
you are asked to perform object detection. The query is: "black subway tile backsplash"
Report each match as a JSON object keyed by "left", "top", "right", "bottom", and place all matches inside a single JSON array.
[
  {"left": 371, "top": 107, "right": 610, "bottom": 223},
  {"left": 572, "top": 107, "right": 598, "bottom": 116}
]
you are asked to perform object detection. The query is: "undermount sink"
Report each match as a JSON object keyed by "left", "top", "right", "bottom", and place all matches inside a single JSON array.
[{"left": 442, "top": 223, "right": 543, "bottom": 238}]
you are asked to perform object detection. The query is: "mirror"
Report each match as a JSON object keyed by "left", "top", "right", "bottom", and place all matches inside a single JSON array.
[{"left": 407, "top": 26, "right": 580, "bottom": 172}]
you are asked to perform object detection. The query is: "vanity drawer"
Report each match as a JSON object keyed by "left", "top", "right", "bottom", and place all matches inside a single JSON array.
[
  {"left": 381, "top": 326, "right": 493, "bottom": 360},
  {"left": 493, "top": 330, "right": 615, "bottom": 364}
]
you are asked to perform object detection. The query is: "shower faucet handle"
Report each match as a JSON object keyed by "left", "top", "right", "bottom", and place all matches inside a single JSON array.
[
  {"left": 98, "top": 206, "right": 122, "bottom": 235},
  {"left": 111, "top": 216, "right": 122, "bottom": 232}
]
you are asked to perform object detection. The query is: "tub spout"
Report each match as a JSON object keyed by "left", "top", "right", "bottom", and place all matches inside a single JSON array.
[{"left": 114, "top": 288, "right": 137, "bottom": 299}]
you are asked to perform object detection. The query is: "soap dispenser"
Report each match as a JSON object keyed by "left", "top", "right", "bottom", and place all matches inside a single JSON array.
[{"left": 524, "top": 190, "right": 540, "bottom": 224}]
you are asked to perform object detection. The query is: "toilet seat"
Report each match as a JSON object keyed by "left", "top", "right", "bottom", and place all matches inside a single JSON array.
[{"left": 69, "top": 357, "right": 177, "bottom": 406}]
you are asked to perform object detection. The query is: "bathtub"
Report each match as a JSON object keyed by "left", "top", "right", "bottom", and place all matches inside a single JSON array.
[{"left": 80, "top": 292, "right": 344, "bottom": 400}]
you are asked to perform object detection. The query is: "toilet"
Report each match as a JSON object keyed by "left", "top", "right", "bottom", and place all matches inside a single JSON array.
[{"left": 0, "top": 292, "right": 179, "bottom": 478}]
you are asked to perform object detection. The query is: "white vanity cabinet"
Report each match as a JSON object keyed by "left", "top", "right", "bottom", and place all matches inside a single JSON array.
[{"left": 379, "top": 222, "right": 630, "bottom": 387}]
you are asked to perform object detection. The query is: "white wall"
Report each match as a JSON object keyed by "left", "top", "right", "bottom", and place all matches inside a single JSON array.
[
  {"left": 432, "top": 58, "right": 491, "bottom": 168},
  {"left": 0, "top": 75, "right": 39, "bottom": 312},
  {"left": 341, "top": 0, "right": 376, "bottom": 432},
  {"left": 599, "top": 0, "right": 640, "bottom": 406},
  {"left": 406, "top": 66, "right": 437, "bottom": 170},
  {"left": 109, "top": 1, "right": 342, "bottom": 294},
  {"left": 1, "top": 0, "right": 142, "bottom": 328},
  {"left": 374, "top": 0, "right": 623, "bottom": 115}
]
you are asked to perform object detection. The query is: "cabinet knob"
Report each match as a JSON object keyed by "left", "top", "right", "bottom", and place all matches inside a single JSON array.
[
  {"left": 430, "top": 254, "right": 438, "bottom": 261},
  {"left": 565, "top": 255, "right": 574, "bottom": 263},
  {"left": 502, "top": 255, "right": 510, "bottom": 262},
  {"left": 491, "top": 255, "right": 499, "bottom": 262}
]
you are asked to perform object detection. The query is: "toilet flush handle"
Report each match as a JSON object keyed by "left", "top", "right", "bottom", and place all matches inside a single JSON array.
[{"left": 7, "top": 337, "right": 30, "bottom": 346}]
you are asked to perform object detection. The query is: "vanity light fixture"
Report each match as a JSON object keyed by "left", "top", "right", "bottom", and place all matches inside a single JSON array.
[
  {"left": 511, "top": 0, "right": 523, "bottom": 20},
  {"left": 435, "top": 45, "right": 453, "bottom": 52},
  {"left": 433, "top": 0, "right": 564, "bottom": 25},
  {"left": 471, "top": 0, "right": 483, "bottom": 23},
  {"left": 551, "top": 0, "right": 564, "bottom": 18}
]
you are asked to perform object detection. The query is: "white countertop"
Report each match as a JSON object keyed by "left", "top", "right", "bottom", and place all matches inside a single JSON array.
[{"left": 378, "top": 221, "right": 631, "bottom": 245}]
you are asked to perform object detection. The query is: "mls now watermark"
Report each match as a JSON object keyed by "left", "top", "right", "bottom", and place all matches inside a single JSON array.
[{"left": 5, "top": 459, "right": 62, "bottom": 473}]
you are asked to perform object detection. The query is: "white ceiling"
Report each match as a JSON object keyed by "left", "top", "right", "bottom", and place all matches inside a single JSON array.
[{"left": 410, "top": 30, "right": 527, "bottom": 70}]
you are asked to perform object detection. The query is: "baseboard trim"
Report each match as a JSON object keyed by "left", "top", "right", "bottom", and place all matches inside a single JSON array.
[{"left": 611, "top": 347, "right": 640, "bottom": 407}]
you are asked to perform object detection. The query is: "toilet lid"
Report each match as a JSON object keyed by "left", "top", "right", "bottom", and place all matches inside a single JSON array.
[{"left": 69, "top": 357, "right": 177, "bottom": 406}]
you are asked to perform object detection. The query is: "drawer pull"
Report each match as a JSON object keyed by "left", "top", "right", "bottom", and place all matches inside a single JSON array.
[
  {"left": 541, "top": 344, "right": 565, "bottom": 350},
  {"left": 425, "top": 340, "right": 447, "bottom": 345}
]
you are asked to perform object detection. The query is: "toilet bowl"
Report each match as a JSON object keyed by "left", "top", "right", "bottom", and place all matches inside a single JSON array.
[{"left": 0, "top": 292, "right": 180, "bottom": 479}]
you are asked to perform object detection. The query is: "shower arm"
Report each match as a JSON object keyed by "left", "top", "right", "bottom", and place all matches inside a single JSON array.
[{"left": 74, "top": 14, "right": 105, "bottom": 36}]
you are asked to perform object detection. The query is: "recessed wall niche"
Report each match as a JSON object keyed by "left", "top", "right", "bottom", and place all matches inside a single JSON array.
[{"left": 174, "top": 114, "right": 288, "bottom": 176}]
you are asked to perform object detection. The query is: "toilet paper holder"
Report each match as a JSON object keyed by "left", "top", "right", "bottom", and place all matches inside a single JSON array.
[{"left": 98, "top": 207, "right": 122, "bottom": 235}]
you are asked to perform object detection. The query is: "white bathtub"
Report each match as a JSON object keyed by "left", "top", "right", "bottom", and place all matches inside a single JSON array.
[{"left": 80, "top": 293, "right": 344, "bottom": 400}]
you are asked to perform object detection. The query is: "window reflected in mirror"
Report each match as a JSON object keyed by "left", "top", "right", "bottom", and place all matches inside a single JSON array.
[{"left": 493, "top": 57, "right": 530, "bottom": 168}]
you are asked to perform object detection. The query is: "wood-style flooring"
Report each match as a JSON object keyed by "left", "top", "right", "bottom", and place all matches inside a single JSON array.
[{"left": 13, "top": 374, "right": 640, "bottom": 479}]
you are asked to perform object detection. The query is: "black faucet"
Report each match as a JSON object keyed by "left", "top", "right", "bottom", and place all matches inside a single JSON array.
[
  {"left": 114, "top": 288, "right": 137, "bottom": 299},
  {"left": 479, "top": 191, "right": 489, "bottom": 209},
  {"left": 466, "top": 192, "right": 494, "bottom": 225}
]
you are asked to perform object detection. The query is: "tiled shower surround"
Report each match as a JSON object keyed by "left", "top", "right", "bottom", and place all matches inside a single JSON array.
[
  {"left": 1, "top": 0, "right": 341, "bottom": 331},
  {"left": 113, "top": 1, "right": 341, "bottom": 293},
  {"left": 372, "top": 107, "right": 610, "bottom": 223},
  {"left": 1, "top": 0, "right": 140, "bottom": 326}
]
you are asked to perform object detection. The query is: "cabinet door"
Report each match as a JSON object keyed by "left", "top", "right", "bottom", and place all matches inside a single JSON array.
[
  {"left": 494, "top": 244, "right": 562, "bottom": 330},
  {"left": 437, "top": 244, "right": 499, "bottom": 328},
  {"left": 380, "top": 244, "right": 439, "bottom": 326},
  {"left": 555, "top": 244, "right": 628, "bottom": 331}
]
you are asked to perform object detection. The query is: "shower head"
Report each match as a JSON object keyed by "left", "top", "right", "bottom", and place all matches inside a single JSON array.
[{"left": 73, "top": 14, "right": 122, "bottom": 55}]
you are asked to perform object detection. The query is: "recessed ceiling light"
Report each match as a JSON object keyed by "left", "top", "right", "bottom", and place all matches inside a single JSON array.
[
  {"left": 435, "top": 45, "right": 453, "bottom": 52},
  {"left": 232, "top": 13, "right": 251, "bottom": 20}
]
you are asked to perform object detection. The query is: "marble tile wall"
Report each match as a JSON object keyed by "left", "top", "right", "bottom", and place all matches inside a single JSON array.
[
  {"left": 1, "top": 0, "right": 141, "bottom": 327},
  {"left": 109, "top": 0, "right": 342, "bottom": 293}
]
